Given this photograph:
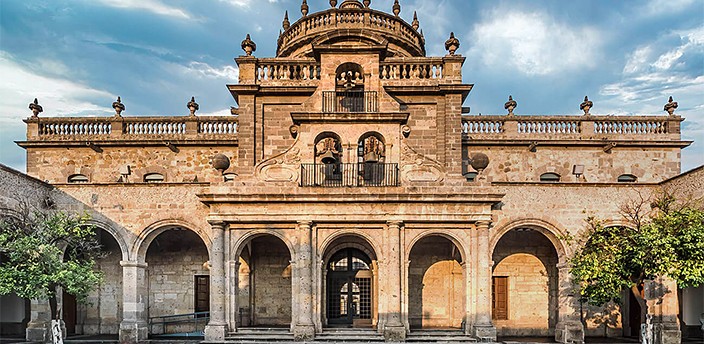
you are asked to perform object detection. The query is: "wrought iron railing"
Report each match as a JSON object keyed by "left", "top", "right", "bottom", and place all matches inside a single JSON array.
[
  {"left": 322, "top": 91, "right": 378, "bottom": 113},
  {"left": 300, "top": 163, "right": 398, "bottom": 187},
  {"left": 148, "top": 311, "right": 209, "bottom": 337}
]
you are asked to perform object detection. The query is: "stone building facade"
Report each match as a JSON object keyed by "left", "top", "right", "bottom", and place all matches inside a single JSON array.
[{"left": 3, "top": 1, "right": 703, "bottom": 343}]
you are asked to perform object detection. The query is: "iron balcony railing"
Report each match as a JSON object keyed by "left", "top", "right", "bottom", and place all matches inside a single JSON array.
[
  {"left": 300, "top": 163, "right": 398, "bottom": 187},
  {"left": 148, "top": 311, "right": 209, "bottom": 337},
  {"left": 322, "top": 91, "right": 378, "bottom": 113}
]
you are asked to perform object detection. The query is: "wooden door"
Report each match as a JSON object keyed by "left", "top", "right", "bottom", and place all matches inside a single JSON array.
[
  {"left": 492, "top": 276, "right": 508, "bottom": 320},
  {"left": 195, "top": 275, "right": 210, "bottom": 313}
]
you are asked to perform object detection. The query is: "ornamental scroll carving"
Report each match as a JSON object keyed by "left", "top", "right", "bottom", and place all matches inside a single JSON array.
[
  {"left": 400, "top": 136, "right": 445, "bottom": 183},
  {"left": 255, "top": 136, "right": 301, "bottom": 182}
]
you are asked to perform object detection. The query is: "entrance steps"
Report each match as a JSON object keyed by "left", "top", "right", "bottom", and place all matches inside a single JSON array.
[
  {"left": 224, "top": 327, "right": 294, "bottom": 343},
  {"left": 317, "top": 328, "right": 385, "bottom": 342},
  {"left": 407, "top": 329, "right": 477, "bottom": 342}
]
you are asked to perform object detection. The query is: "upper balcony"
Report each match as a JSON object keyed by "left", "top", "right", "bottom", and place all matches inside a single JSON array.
[
  {"left": 461, "top": 113, "right": 686, "bottom": 144},
  {"left": 21, "top": 114, "right": 238, "bottom": 147}
]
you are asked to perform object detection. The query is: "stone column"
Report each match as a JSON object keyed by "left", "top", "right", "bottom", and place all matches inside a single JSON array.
[
  {"left": 645, "top": 277, "right": 681, "bottom": 344},
  {"left": 293, "top": 221, "right": 315, "bottom": 341},
  {"left": 384, "top": 220, "right": 406, "bottom": 341},
  {"left": 26, "top": 298, "right": 51, "bottom": 342},
  {"left": 119, "top": 260, "right": 148, "bottom": 344},
  {"left": 205, "top": 221, "right": 228, "bottom": 341},
  {"left": 472, "top": 220, "right": 496, "bottom": 341},
  {"left": 555, "top": 263, "right": 584, "bottom": 344}
]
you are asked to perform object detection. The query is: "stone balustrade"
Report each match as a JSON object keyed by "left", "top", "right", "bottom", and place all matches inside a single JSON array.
[
  {"left": 277, "top": 8, "right": 424, "bottom": 57},
  {"left": 379, "top": 58, "right": 444, "bottom": 80},
  {"left": 256, "top": 58, "right": 321, "bottom": 83},
  {"left": 25, "top": 115, "right": 238, "bottom": 141},
  {"left": 462, "top": 114, "right": 681, "bottom": 140}
]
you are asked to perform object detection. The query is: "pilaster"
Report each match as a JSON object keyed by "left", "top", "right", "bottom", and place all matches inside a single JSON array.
[
  {"left": 644, "top": 277, "right": 681, "bottom": 344},
  {"left": 383, "top": 220, "right": 406, "bottom": 341},
  {"left": 292, "top": 220, "right": 315, "bottom": 341},
  {"left": 119, "top": 260, "right": 149, "bottom": 344},
  {"left": 555, "top": 263, "right": 584, "bottom": 344},
  {"left": 26, "top": 298, "right": 50, "bottom": 342},
  {"left": 472, "top": 220, "right": 496, "bottom": 341},
  {"left": 204, "top": 221, "right": 228, "bottom": 341}
]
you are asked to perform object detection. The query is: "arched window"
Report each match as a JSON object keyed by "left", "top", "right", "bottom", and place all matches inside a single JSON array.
[
  {"left": 539, "top": 173, "right": 561, "bottom": 182},
  {"left": 143, "top": 173, "right": 165, "bottom": 183},
  {"left": 314, "top": 132, "right": 343, "bottom": 165},
  {"left": 617, "top": 174, "right": 637, "bottom": 183},
  {"left": 357, "top": 132, "right": 385, "bottom": 164},
  {"left": 67, "top": 174, "right": 89, "bottom": 183}
]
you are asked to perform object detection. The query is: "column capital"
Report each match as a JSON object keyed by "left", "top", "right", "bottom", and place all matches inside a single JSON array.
[
  {"left": 475, "top": 220, "right": 491, "bottom": 230},
  {"left": 208, "top": 220, "right": 227, "bottom": 230},
  {"left": 556, "top": 262, "right": 571, "bottom": 270},
  {"left": 120, "top": 260, "right": 148, "bottom": 268},
  {"left": 296, "top": 220, "right": 313, "bottom": 228},
  {"left": 386, "top": 220, "right": 403, "bottom": 228}
]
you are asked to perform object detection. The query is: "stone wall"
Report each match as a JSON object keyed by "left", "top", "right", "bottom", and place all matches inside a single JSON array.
[{"left": 250, "top": 236, "right": 292, "bottom": 326}]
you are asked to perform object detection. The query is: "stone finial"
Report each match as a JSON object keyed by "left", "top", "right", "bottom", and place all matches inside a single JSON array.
[
  {"left": 29, "top": 98, "right": 43, "bottom": 117},
  {"left": 282, "top": 11, "right": 290, "bottom": 30},
  {"left": 241, "top": 34, "right": 256, "bottom": 56},
  {"left": 411, "top": 11, "right": 419, "bottom": 30},
  {"left": 301, "top": 0, "right": 309, "bottom": 17},
  {"left": 664, "top": 96, "right": 678, "bottom": 116},
  {"left": 112, "top": 96, "right": 125, "bottom": 117},
  {"left": 504, "top": 95, "right": 517, "bottom": 115},
  {"left": 392, "top": 0, "right": 400, "bottom": 16},
  {"left": 445, "top": 32, "right": 460, "bottom": 55},
  {"left": 187, "top": 96, "right": 199, "bottom": 116},
  {"left": 580, "top": 96, "right": 593, "bottom": 115},
  {"left": 330, "top": 0, "right": 337, "bottom": 7},
  {"left": 363, "top": 0, "right": 371, "bottom": 8}
]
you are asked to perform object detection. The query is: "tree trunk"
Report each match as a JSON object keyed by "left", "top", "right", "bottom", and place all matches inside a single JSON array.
[
  {"left": 631, "top": 284, "right": 647, "bottom": 340},
  {"left": 48, "top": 286, "right": 63, "bottom": 344}
]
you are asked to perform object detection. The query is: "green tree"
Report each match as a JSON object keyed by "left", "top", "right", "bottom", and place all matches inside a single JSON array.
[
  {"left": 0, "top": 208, "right": 104, "bottom": 325},
  {"left": 569, "top": 193, "right": 704, "bottom": 323}
]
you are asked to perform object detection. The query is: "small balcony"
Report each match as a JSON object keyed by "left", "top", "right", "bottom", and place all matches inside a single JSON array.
[
  {"left": 322, "top": 91, "right": 378, "bottom": 113},
  {"left": 300, "top": 163, "right": 398, "bottom": 187}
]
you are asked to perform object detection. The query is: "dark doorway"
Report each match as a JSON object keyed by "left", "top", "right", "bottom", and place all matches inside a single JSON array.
[
  {"left": 194, "top": 275, "right": 210, "bottom": 313},
  {"left": 62, "top": 291, "right": 77, "bottom": 335},
  {"left": 492, "top": 276, "right": 508, "bottom": 320},
  {"left": 628, "top": 284, "right": 644, "bottom": 337},
  {"left": 326, "top": 248, "right": 372, "bottom": 326}
]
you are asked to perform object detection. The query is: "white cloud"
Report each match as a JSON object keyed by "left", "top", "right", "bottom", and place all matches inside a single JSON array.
[
  {"left": 466, "top": 9, "right": 601, "bottom": 76},
  {"left": 185, "top": 62, "right": 239, "bottom": 81},
  {"left": 0, "top": 52, "right": 114, "bottom": 123},
  {"left": 93, "top": 0, "right": 191, "bottom": 19}
]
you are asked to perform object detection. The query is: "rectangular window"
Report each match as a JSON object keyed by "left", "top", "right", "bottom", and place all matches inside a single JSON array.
[
  {"left": 492, "top": 276, "right": 508, "bottom": 320},
  {"left": 194, "top": 275, "right": 210, "bottom": 313}
]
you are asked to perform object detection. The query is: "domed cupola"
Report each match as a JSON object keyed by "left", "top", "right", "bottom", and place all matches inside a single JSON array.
[{"left": 276, "top": 0, "right": 426, "bottom": 58}]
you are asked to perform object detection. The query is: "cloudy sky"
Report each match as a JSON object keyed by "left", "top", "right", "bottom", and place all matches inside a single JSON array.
[{"left": 0, "top": 0, "right": 702, "bottom": 172}]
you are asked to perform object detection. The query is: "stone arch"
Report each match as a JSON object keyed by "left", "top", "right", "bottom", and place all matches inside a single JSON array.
[
  {"left": 490, "top": 218, "right": 569, "bottom": 262},
  {"left": 86, "top": 219, "right": 130, "bottom": 261},
  {"left": 406, "top": 230, "right": 468, "bottom": 263},
  {"left": 133, "top": 219, "right": 211, "bottom": 262},
  {"left": 320, "top": 231, "right": 380, "bottom": 264},
  {"left": 232, "top": 229, "right": 295, "bottom": 259}
]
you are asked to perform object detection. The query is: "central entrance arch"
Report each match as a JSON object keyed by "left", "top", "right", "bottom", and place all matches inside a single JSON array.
[
  {"left": 322, "top": 234, "right": 378, "bottom": 328},
  {"left": 326, "top": 248, "right": 372, "bottom": 325}
]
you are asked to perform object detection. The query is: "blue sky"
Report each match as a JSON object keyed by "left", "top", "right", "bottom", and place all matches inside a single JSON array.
[{"left": 1, "top": 0, "right": 702, "bottom": 172}]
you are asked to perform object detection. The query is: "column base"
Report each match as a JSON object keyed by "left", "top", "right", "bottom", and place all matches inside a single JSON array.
[
  {"left": 293, "top": 324, "right": 315, "bottom": 341},
  {"left": 26, "top": 321, "right": 49, "bottom": 343},
  {"left": 383, "top": 325, "right": 406, "bottom": 342},
  {"left": 119, "top": 321, "right": 148, "bottom": 344},
  {"left": 555, "top": 320, "right": 584, "bottom": 344},
  {"left": 653, "top": 324, "right": 680, "bottom": 344},
  {"left": 472, "top": 324, "right": 497, "bottom": 342},
  {"left": 204, "top": 323, "right": 227, "bottom": 341}
]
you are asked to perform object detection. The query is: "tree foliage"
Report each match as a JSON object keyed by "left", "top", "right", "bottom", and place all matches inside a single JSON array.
[
  {"left": 570, "top": 193, "right": 704, "bottom": 306},
  {"left": 0, "top": 209, "right": 104, "bottom": 318}
]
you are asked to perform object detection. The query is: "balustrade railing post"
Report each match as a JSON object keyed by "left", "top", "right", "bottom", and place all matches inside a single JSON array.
[
  {"left": 581, "top": 119, "right": 595, "bottom": 138},
  {"left": 442, "top": 55, "right": 464, "bottom": 83},
  {"left": 186, "top": 117, "right": 198, "bottom": 136},
  {"left": 502, "top": 117, "right": 517, "bottom": 137},
  {"left": 666, "top": 117, "right": 681, "bottom": 139},
  {"left": 235, "top": 57, "right": 258, "bottom": 84},
  {"left": 110, "top": 117, "right": 124, "bottom": 138},
  {"left": 25, "top": 117, "right": 40, "bottom": 139}
]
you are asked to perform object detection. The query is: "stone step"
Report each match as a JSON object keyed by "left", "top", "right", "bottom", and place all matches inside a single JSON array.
[{"left": 317, "top": 329, "right": 385, "bottom": 342}]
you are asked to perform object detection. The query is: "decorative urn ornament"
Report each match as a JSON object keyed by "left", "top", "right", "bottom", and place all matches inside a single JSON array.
[
  {"left": 363, "top": 0, "right": 371, "bottom": 8},
  {"left": 392, "top": 0, "right": 400, "bottom": 16},
  {"left": 29, "top": 98, "right": 43, "bottom": 117},
  {"left": 504, "top": 95, "right": 517, "bottom": 115},
  {"left": 282, "top": 11, "right": 290, "bottom": 30},
  {"left": 301, "top": 0, "right": 309, "bottom": 16},
  {"left": 241, "top": 34, "right": 256, "bottom": 56},
  {"left": 580, "top": 96, "right": 593, "bottom": 115},
  {"left": 112, "top": 96, "right": 125, "bottom": 117},
  {"left": 187, "top": 96, "right": 199, "bottom": 116},
  {"left": 664, "top": 96, "right": 678, "bottom": 115},
  {"left": 445, "top": 32, "right": 460, "bottom": 55},
  {"left": 329, "top": 0, "right": 337, "bottom": 7}
]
